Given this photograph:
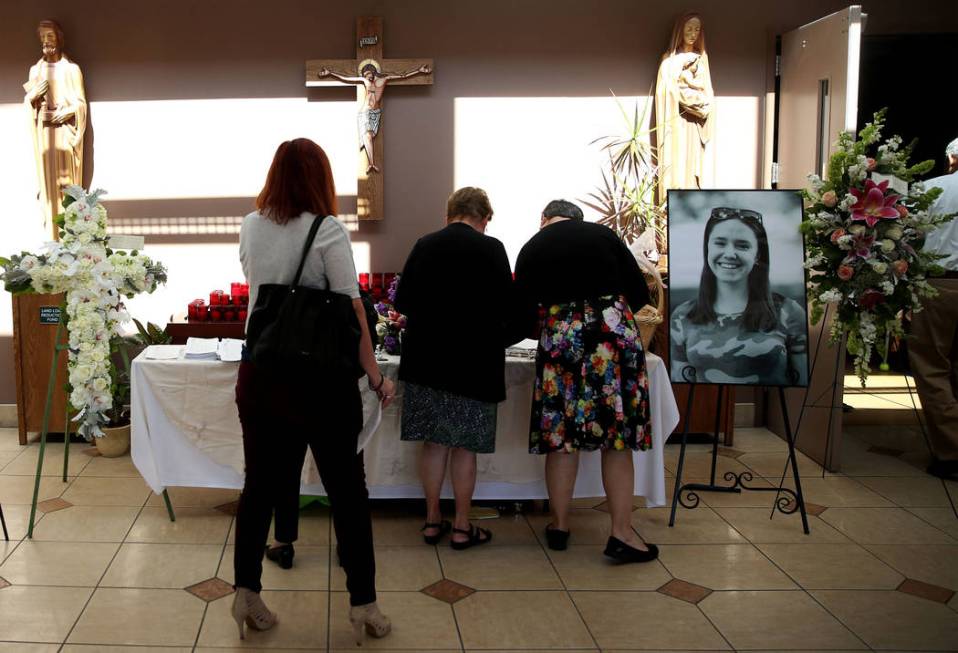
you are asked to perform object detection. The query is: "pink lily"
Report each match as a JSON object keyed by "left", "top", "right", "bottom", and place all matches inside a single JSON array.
[
  {"left": 849, "top": 179, "right": 900, "bottom": 228},
  {"left": 844, "top": 232, "right": 876, "bottom": 262}
]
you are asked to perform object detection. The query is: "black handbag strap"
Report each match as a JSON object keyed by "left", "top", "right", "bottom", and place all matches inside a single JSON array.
[{"left": 291, "top": 214, "right": 329, "bottom": 287}]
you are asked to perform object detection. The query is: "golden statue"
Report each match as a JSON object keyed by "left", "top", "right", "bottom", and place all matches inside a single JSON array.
[
  {"left": 23, "top": 20, "right": 87, "bottom": 233},
  {"left": 655, "top": 13, "right": 714, "bottom": 199}
]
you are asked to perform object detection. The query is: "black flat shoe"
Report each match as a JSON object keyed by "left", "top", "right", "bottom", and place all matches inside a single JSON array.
[
  {"left": 603, "top": 536, "right": 658, "bottom": 563},
  {"left": 265, "top": 543, "right": 294, "bottom": 569},
  {"left": 545, "top": 524, "right": 570, "bottom": 551},
  {"left": 421, "top": 519, "right": 452, "bottom": 545}
]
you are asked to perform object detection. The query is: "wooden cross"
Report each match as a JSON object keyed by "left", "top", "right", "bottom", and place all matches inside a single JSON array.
[{"left": 306, "top": 17, "right": 434, "bottom": 221}]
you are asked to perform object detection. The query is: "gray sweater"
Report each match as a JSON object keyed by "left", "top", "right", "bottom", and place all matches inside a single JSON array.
[{"left": 239, "top": 211, "right": 360, "bottom": 330}]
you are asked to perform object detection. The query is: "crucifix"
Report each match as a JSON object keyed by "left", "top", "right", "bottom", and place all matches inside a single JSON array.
[{"left": 306, "top": 17, "right": 434, "bottom": 221}]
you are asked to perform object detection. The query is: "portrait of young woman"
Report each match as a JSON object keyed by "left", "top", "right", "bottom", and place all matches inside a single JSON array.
[{"left": 667, "top": 190, "right": 810, "bottom": 387}]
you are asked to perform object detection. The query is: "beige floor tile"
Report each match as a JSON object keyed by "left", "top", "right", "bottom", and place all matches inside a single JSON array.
[
  {"left": 783, "top": 476, "right": 895, "bottom": 508},
  {"left": 658, "top": 543, "right": 797, "bottom": 590},
  {"left": 61, "top": 476, "right": 150, "bottom": 507},
  {"left": 332, "top": 545, "right": 439, "bottom": 591},
  {"left": 69, "top": 588, "right": 205, "bottom": 646},
  {"left": 633, "top": 507, "right": 747, "bottom": 544},
  {"left": 856, "top": 476, "right": 954, "bottom": 507},
  {"left": 0, "top": 644, "right": 60, "bottom": 652},
  {"left": 700, "top": 590, "right": 866, "bottom": 650},
  {"left": 364, "top": 512, "right": 435, "bottom": 545},
  {"left": 440, "top": 544, "right": 561, "bottom": 590},
  {"left": 287, "top": 512, "right": 331, "bottom": 546},
  {"left": 527, "top": 509, "right": 616, "bottom": 545},
  {"left": 730, "top": 427, "right": 790, "bottom": 452},
  {"left": 546, "top": 544, "right": 672, "bottom": 590},
  {"left": 329, "top": 590, "right": 460, "bottom": 649},
  {"left": 101, "top": 542, "right": 223, "bottom": 589},
  {"left": 757, "top": 543, "right": 903, "bottom": 590},
  {"left": 713, "top": 507, "right": 851, "bottom": 543},
  {"left": 78, "top": 454, "right": 144, "bottom": 477},
  {"left": 839, "top": 448, "right": 929, "bottom": 477},
  {"left": 198, "top": 589, "right": 327, "bottom": 648},
  {"left": 821, "top": 507, "right": 957, "bottom": 544},
  {"left": 456, "top": 590, "right": 593, "bottom": 649},
  {"left": 739, "top": 450, "right": 828, "bottom": 478},
  {"left": 0, "top": 538, "right": 21, "bottom": 564},
  {"left": 0, "top": 585, "right": 92, "bottom": 642},
  {"left": 0, "top": 428, "right": 24, "bottom": 451},
  {"left": 812, "top": 589, "right": 958, "bottom": 650},
  {"left": 573, "top": 590, "right": 729, "bottom": 650},
  {"left": 665, "top": 451, "right": 753, "bottom": 479},
  {"left": 906, "top": 507, "right": 958, "bottom": 539},
  {"left": 472, "top": 514, "right": 539, "bottom": 545},
  {"left": 0, "top": 474, "right": 71, "bottom": 504},
  {"left": 0, "top": 503, "right": 44, "bottom": 541},
  {"left": 0, "top": 450, "right": 20, "bottom": 470},
  {"left": 951, "top": 592, "right": 958, "bottom": 613},
  {"left": 127, "top": 506, "right": 232, "bottom": 544},
  {"left": 61, "top": 647, "right": 192, "bottom": 652},
  {"left": 0, "top": 540, "right": 118, "bottom": 586},
  {"left": 146, "top": 486, "right": 240, "bottom": 508},
  {"left": 31, "top": 505, "right": 140, "bottom": 542},
  {"left": 218, "top": 544, "right": 329, "bottom": 590},
  {"left": 1, "top": 443, "right": 91, "bottom": 477},
  {"left": 865, "top": 544, "right": 958, "bottom": 590}
]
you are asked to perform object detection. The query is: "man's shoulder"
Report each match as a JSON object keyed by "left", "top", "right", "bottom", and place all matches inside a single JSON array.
[{"left": 925, "top": 172, "right": 958, "bottom": 191}]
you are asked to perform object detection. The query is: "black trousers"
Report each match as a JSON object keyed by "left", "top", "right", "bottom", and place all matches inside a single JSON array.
[{"left": 233, "top": 361, "right": 376, "bottom": 605}]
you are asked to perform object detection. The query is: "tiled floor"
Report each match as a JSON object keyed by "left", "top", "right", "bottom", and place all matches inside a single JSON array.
[{"left": 0, "top": 425, "right": 956, "bottom": 651}]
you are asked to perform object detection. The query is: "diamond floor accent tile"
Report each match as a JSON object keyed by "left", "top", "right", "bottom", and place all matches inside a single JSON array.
[
  {"left": 37, "top": 498, "right": 72, "bottom": 513},
  {"left": 420, "top": 578, "right": 475, "bottom": 604},
  {"left": 185, "top": 577, "right": 234, "bottom": 602},
  {"left": 593, "top": 499, "right": 641, "bottom": 513},
  {"left": 0, "top": 576, "right": 10, "bottom": 589},
  {"left": 868, "top": 445, "right": 905, "bottom": 457},
  {"left": 784, "top": 500, "right": 827, "bottom": 516},
  {"left": 717, "top": 447, "right": 746, "bottom": 458},
  {"left": 214, "top": 500, "right": 239, "bottom": 516},
  {"left": 897, "top": 578, "right": 956, "bottom": 604},
  {"left": 657, "top": 578, "right": 712, "bottom": 604}
]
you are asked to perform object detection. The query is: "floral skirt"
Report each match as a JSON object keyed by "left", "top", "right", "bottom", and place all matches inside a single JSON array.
[{"left": 529, "top": 295, "right": 651, "bottom": 454}]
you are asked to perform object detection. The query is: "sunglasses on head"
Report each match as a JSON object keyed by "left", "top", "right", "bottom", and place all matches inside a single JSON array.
[{"left": 709, "top": 207, "right": 763, "bottom": 224}]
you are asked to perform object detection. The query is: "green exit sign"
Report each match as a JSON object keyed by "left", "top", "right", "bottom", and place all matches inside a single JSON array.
[{"left": 39, "top": 306, "right": 61, "bottom": 324}]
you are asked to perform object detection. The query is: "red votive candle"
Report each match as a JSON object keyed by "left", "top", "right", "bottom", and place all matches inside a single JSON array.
[
  {"left": 210, "top": 290, "right": 225, "bottom": 306},
  {"left": 238, "top": 309, "right": 248, "bottom": 322},
  {"left": 358, "top": 273, "right": 370, "bottom": 292}
]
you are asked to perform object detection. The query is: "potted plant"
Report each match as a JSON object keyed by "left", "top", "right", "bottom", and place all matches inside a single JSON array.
[{"left": 95, "top": 320, "right": 171, "bottom": 457}]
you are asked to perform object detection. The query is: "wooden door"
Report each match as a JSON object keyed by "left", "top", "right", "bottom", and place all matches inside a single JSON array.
[{"left": 766, "top": 6, "right": 866, "bottom": 470}]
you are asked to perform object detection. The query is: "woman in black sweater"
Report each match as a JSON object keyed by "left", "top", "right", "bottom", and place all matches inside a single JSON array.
[
  {"left": 394, "top": 187, "right": 514, "bottom": 548},
  {"left": 513, "top": 200, "right": 657, "bottom": 563}
]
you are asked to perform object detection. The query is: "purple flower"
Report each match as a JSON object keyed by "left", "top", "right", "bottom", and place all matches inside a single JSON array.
[{"left": 387, "top": 274, "right": 401, "bottom": 303}]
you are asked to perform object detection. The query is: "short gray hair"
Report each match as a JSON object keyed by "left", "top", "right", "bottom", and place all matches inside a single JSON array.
[
  {"left": 542, "top": 199, "right": 583, "bottom": 221},
  {"left": 947, "top": 138, "right": 958, "bottom": 158}
]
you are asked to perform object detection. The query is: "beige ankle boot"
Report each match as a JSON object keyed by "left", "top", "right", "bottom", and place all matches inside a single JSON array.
[
  {"left": 348, "top": 601, "right": 391, "bottom": 645},
  {"left": 231, "top": 587, "right": 278, "bottom": 639}
]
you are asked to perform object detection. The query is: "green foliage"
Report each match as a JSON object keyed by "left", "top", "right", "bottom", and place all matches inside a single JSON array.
[{"left": 131, "top": 318, "right": 172, "bottom": 345}]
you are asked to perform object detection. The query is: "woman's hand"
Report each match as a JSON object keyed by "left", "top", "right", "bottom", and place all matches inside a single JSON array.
[{"left": 377, "top": 377, "right": 397, "bottom": 408}]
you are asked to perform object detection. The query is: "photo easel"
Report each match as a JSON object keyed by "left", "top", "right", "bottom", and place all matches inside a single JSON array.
[{"left": 668, "top": 381, "right": 810, "bottom": 533}]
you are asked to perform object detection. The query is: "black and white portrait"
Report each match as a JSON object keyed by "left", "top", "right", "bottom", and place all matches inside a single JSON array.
[{"left": 667, "top": 190, "right": 810, "bottom": 387}]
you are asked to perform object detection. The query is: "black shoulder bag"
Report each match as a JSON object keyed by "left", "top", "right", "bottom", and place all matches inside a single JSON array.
[{"left": 245, "top": 215, "right": 362, "bottom": 378}]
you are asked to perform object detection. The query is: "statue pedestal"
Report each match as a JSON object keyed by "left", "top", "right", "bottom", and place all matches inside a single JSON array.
[{"left": 12, "top": 293, "right": 70, "bottom": 445}]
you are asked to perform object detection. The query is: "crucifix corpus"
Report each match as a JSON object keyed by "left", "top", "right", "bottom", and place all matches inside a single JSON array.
[{"left": 306, "top": 17, "right": 434, "bottom": 221}]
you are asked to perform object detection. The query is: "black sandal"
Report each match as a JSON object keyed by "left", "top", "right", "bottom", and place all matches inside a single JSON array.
[
  {"left": 450, "top": 524, "right": 492, "bottom": 550},
  {"left": 603, "top": 536, "right": 659, "bottom": 563},
  {"left": 421, "top": 519, "right": 452, "bottom": 545}
]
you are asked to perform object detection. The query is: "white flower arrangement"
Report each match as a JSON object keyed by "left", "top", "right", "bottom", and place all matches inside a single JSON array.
[{"left": 1, "top": 186, "right": 167, "bottom": 438}]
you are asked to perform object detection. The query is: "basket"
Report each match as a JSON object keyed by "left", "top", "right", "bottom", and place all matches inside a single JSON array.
[{"left": 636, "top": 269, "right": 665, "bottom": 351}]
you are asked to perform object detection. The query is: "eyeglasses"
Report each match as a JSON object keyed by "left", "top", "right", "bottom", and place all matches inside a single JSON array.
[{"left": 709, "top": 207, "right": 763, "bottom": 224}]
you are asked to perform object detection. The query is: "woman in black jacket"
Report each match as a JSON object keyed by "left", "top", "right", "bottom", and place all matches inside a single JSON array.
[{"left": 394, "top": 187, "right": 513, "bottom": 548}]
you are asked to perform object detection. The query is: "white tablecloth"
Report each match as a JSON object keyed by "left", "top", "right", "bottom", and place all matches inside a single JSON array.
[{"left": 131, "top": 350, "right": 678, "bottom": 506}]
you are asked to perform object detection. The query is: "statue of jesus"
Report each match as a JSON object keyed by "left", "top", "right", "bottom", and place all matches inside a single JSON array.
[
  {"left": 318, "top": 59, "right": 431, "bottom": 173},
  {"left": 23, "top": 19, "right": 87, "bottom": 232}
]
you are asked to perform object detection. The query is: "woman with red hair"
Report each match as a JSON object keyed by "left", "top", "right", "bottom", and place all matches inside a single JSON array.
[{"left": 232, "top": 138, "right": 394, "bottom": 644}]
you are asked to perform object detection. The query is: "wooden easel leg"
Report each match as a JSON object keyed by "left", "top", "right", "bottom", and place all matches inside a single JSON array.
[
  {"left": 0, "top": 503, "right": 9, "bottom": 541},
  {"left": 162, "top": 490, "right": 177, "bottom": 522},
  {"left": 27, "top": 321, "right": 64, "bottom": 539},
  {"left": 778, "top": 386, "right": 810, "bottom": 534},
  {"left": 669, "top": 385, "right": 696, "bottom": 527}
]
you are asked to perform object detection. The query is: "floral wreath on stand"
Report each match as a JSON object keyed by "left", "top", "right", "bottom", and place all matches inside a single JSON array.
[
  {"left": 0, "top": 186, "right": 167, "bottom": 438},
  {"left": 802, "top": 110, "right": 956, "bottom": 385}
]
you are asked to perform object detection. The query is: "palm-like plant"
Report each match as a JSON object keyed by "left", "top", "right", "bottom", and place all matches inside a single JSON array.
[{"left": 582, "top": 94, "right": 667, "bottom": 253}]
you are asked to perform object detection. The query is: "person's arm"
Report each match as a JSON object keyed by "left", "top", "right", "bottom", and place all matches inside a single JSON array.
[
  {"left": 489, "top": 240, "right": 522, "bottom": 347},
  {"left": 781, "top": 297, "right": 809, "bottom": 386},
  {"left": 319, "top": 68, "right": 365, "bottom": 84},
  {"left": 383, "top": 64, "right": 431, "bottom": 81},
  {"left": 508, "top": 244, "right": 537, "bottom": 343},
  {"left": 322, "top": 219, "right": 395, "bottom": 404},
  {"left": 392, "top": 240, "right": 421, "bottom": 317}
]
